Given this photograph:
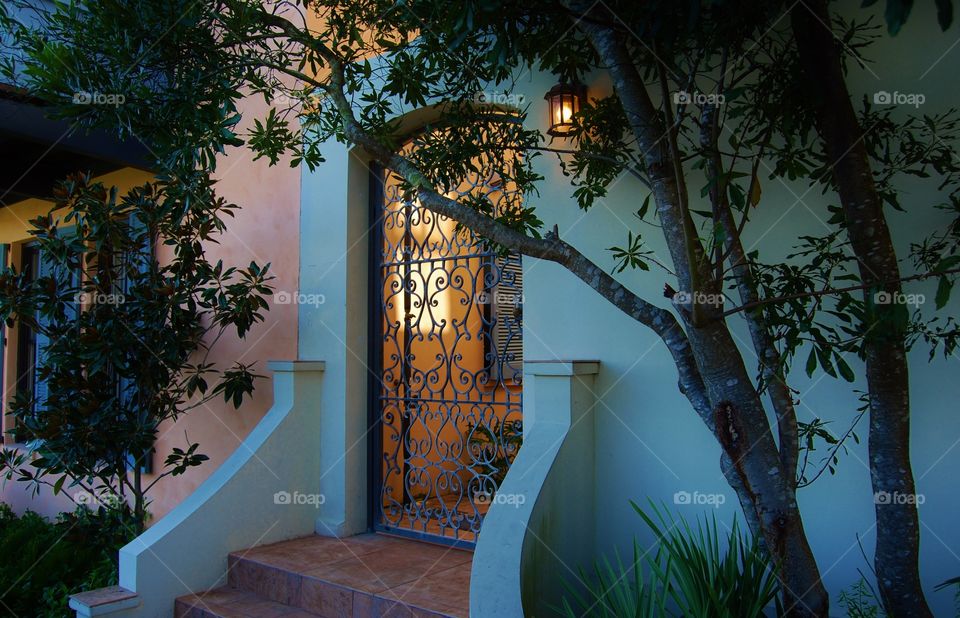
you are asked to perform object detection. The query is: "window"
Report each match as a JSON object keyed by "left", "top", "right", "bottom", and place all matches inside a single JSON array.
[
  {"left": 483, "top": 253, "right": 523, "bottom": 383},
  {"left": 13, "top": 243, "right": 42, "bottom": 443},
  {"left": 115, "top": 221, "right": 154, "bottom": 474},
  {"left": 0, "top": 243, "right": 5, "bottom": 441}
]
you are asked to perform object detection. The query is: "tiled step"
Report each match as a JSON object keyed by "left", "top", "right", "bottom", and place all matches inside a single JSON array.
[
  {"left": 175, "top": 533, "right": 472, "bottom": 618},
  {"left": 175, "top": 587, "right": 319, "bottom": 617}
]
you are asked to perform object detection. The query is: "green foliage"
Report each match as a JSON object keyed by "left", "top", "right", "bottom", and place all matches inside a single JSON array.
[
  {"left": 609, "top": 231, "right": 654, "bottom": 274},
  {"left": 38, "top": 556, "right": 116, "bottom": 618},
  {"left": 936, "top": 574, "right": 960, "bottom": 592},
  {"left": 2, "top": 0, "right": 957, "bottom": 565},
  {"left": 838, "top": 578, "right": 885, "bottom": 618},
  {"left": 5, "top": 0, "right": 958, "bottom": 414},
  {"left": 560, "top": 502, "right": 779, "bottom": 618},
  {"left": 862, "top": 0, "right": 954, "bottom": 35},
  {"left": 934, "top": 575, "right": 960, "bottom": 617},
  {"left": 561, "top": 541, "right": 668, "bottom": 618},
  {"left": 0, "top": 503, "right": 137, "bottom": 617},
  {"left": 0, "top": 171, "right": 273, "bottom": 527},
  {"left": 796, "top": 404, "right": 866, "bottom": 487}
]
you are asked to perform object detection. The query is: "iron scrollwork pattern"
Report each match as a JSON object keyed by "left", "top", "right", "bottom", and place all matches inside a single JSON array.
[{"left": 375, "top": 166, "right": 523, "bottom": 546}]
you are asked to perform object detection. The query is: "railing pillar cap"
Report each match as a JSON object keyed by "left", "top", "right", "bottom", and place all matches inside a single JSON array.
[
  {"left": 69, "top": 586, "right": 139, "bottom": 617},
  {"left": 523, "top": 360, "right": 600, "bottom": 377},
  {"left": 267, "top": 360, "right": 327, "bottom": 373}
]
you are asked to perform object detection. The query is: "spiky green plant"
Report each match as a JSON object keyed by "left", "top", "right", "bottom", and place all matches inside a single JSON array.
[
  {"left": 559, "top": 539, "right": 670, "bottom": 618},
  {"left": 560, "top": 502, "right": 780, "bottom": 618}
]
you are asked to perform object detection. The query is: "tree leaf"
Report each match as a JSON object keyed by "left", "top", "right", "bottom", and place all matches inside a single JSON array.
[
  {"left": 749, "top": 174, "right": 762, "bottom": 207},
  {"left": 935, "top": 0, "right": 954, "bottom": 30},
  {"left": 935, "top": 275, "right": 953, "bottom": 309},
  {"left": 884, "top": 0, "right": 915, "bottom": 35},
  {"left": 836, "top": 355, "right": 855, "bottom": 382},
  {"left": 636, "top": 194, "right": 651, "bottom": 220},
  {"left": 805, "top": 347, "right": 817, "bottom": 377}
]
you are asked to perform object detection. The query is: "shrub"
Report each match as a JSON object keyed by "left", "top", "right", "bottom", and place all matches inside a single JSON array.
[
  {"left": 0, "top": 503, "right": 136, "bottom": 616},
  {"left": 560, "top": 502, "right": 780, "bottom": 618},
  {"left": 0, "top": 173, "right": 273, "bottom": 530}
]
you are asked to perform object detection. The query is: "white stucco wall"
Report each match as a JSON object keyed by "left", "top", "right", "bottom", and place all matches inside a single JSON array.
[
  {"left": 296, "top": 4, "right": 960, "bottom": 614},
  {"left": 517, "top": 6, "right": 960, "bottom": 615},
  {"left": 298, "top": 142, "right": 371, "bottom": 538}
]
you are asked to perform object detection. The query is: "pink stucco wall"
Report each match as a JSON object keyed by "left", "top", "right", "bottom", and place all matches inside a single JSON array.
[
  {"left": 0, "top": 94, "right": 301, "bottom": 524},
  {"left": 144, "top": 95, "right": 301, "bottom": 522}
]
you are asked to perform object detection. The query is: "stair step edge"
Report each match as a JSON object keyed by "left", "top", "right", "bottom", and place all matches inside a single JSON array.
[{"left": 175, "top": 587, "right": 322, "bottom": 617}]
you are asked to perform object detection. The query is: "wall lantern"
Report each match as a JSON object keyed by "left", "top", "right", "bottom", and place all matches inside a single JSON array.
[{"left": 544, "top": 81, "right": 585, "bottom": 137}]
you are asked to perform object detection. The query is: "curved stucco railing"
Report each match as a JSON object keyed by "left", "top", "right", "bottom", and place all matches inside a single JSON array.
[
  {"left": 471, "top": 360, "right": 599, "bottom": 618},
  {"left": 72, "top": 360, "right": 326, "bottom": 618}
]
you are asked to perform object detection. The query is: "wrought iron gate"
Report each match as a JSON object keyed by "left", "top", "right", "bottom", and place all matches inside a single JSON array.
[{"left": 369, "top": 162, "right": 523, "bottom": 548}]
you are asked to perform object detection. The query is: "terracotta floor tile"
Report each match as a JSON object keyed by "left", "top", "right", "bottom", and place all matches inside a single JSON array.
[
  {"left": 185, "top": 534, "right": 469, "bottom": 618},
  {"left": 240, "top": 536, "right": 384, "bottom": 573},
  {"left": 302, "top": 554, "right": 412, "bottom": 594},
  {"left": 174, "top": 595, "right": 203, "bottom": 618},
  {"left": 369, "top": 596, "right": 453, "bottom": 618},
  {"left": 354, "top": 545, "right": 472, "bottom": 577},
  {"left": 237, "top": 605, "right": 299, "bottom": 618},
  {"left": 352, "top": 592, "right": 377, "bottom": 618},
  {"left": 175, "top": 598, "right": 247, "bottom": 618},
  {"left": 231, "top": 594, "right": 306, "bottom": 617},
  {"left": 299, "top": 535, "right": 472, "bottom": 606},
  {"left": 178, "top": 587, "right": 325, "bottom": 618},
  {"left": 176, "top": 591, "right": 248, "bottom": 618},
  {"left": 368, "top": 542, "right": 473, "bottom": 568},
  {"left": 186, "top": 588, "right": 298, "bottom": 616},
  {"left": 354, "top": 586, "right": 463, "bottom": 618},
  {"left": 436, "top": 603, "right": 467, "bottom": 618},
  {"left": 297, "top": 575, "right": 354, "bottom": 617},
  {"left": 342, "top": 533, "right": 413, "bottom": 548},
  {"left": 383, "top": 564, "right": 470, "bottom": 617},
  {"left": 228, "top": 556, "right": 301, "bottom": 605}
]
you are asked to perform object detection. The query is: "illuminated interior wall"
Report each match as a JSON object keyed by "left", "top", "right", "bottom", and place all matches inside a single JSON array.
[{"left": 376, "top": 157, "right": 522, "bottom": 539}]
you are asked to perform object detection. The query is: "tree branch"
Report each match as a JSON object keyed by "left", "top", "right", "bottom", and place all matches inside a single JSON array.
[
  {"left": 299, "top": 38, "right": 718, "bottom": 421},
  {"left": 527, "top": 146, "right": 651, "bottom": 189},
  {"left": 723, "top": 267, "right": 960, "bottom": 318}
]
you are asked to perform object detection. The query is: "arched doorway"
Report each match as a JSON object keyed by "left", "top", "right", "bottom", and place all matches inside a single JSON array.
[{"left": 369, "top": 141, "right": 524, "bottom": 547}]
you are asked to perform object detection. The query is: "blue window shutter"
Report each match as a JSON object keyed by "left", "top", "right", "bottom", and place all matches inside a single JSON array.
[
  {"left": 0, "top": 243, "right": 6, "bottom": 430},
  {"left": 122, "top": 215, "right": 153, "bottom": 475},
  {"left": 33, "top": 227, "right": 81, "bottom": 416},
  {"left": 32, "top": 247, "right": 54, "bottom": 414}
]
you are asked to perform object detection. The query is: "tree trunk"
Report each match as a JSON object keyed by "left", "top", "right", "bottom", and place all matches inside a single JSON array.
[
  {"left": 688, "top": 319, "right": 827, "bottom": 617},
  {"left": 320, "top": 4, "right": 827, "bottom": 612},
  {"left": 566, "top": 6, "right": 828, "bottom": 614},
  {"left": 133, "top": 465, "right": 145, "bottom": 534},
  {"left": 700, "top": 107, "right": 801, "bottom": 484},
  {"left": 791, "top": 2, "right": 931, "bottom": 616}
]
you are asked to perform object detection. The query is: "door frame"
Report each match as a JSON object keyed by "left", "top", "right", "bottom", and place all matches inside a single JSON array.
[{"left": 366, "top": 162, "right": 386, "bottom": 537}]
